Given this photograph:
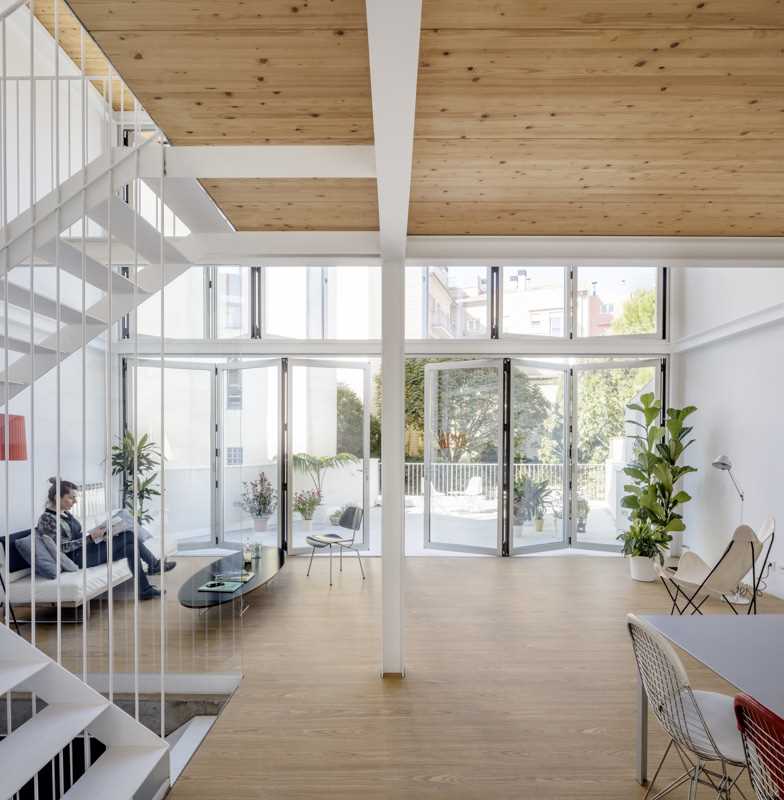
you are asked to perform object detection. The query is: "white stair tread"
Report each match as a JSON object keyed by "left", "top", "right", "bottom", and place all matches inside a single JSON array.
[
  {"left": 62, "top": 745, "right": 168, "bottom": 800},
  {"left": 0, "top": 658, "right": 48, "bottom": 696},
  {"left": 0, "top": 701, "right": 108, "bottom": 799}
]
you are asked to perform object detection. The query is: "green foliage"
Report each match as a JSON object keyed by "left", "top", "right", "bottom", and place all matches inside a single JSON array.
[
  {"left": 617, "top": 518, "right": 672, "bottom": 564},
  {"left": 385, "top": 359, "right": 552, "bottom": 464},
  {"left": 621, "top": 392, "right": 697, "bottom": 538},
  {"left": 336, "top": 383, "right": 364, "bottom": 458},
  {"left": 611, "top": 288, "right": 657, "bottom": 335},
  {"left": 110, "top": 432, "right": 161, "bottom": 524},
  {"left": 240, "top": 472, "right": 277, "bottom": 517},
  {"left": 577, "top": 367, "right": 653, "bottom": 464},
  {"left": 512, "top": 475, "right": 552, "bottom": 523},
  {"left": 292, "top": 452, "right": 358, "bottom": 495}
]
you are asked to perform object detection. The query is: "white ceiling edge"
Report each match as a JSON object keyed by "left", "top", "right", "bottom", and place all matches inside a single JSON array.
[
  {"left": 406, "top": 235, "right": 784, "bottom": 267},
  {"left": 176, "top": 231, "right": 381, "bottom": 265},
  {"left": 162, "top": 145, "right": 376, "bottom": 179}
]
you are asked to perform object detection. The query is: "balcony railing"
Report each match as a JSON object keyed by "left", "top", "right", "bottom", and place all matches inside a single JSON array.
[{"left": 403, "top": 462, "right": 608, "bottom": 502}]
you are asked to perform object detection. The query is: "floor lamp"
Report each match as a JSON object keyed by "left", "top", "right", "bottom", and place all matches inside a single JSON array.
[
  {"left": 1, "top": 414, "right": 27, "bottom": 634},
  {"left": 712, "top": 454, "right": 750, "bottom": 605}
]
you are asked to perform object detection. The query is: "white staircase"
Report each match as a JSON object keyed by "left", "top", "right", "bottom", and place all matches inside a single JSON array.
[
  {"left": 0, "top": 623, "right": 169, "bottom": 800},
  {"left": 0, "top": 142, "right": 191, "bottom": 403}
]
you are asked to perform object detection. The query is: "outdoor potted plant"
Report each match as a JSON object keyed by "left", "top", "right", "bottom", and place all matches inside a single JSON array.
[
  {"left": 240, "top": 472, "right": 277, "bottom": 531},
  {"left": 531, "top": 481, "right": 552, "bottom": 533},
  {"left": 617, "top": 518, "right": 671, "bottom": 581},
  {"left": 575, "top": 495, "right": 589, "bottom": 533},
  {"left": 293, "top": 488, "right": 322, "bottom": 531}
]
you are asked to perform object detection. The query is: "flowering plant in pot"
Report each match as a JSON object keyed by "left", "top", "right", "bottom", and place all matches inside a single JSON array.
[
  {"left": 293, "top": 489, "right": 322, "bottom": 531},
  {"left": 240, "top": 472, "right": 278, "bottom": 531}
]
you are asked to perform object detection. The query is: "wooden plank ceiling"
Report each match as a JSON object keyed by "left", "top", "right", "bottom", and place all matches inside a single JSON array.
[
  {"left": 411, "top": 0, "right": 784, "bottom": 236},
  {"left": 66, "top": 0, "right": 784, "bottom": 236},
  {"left": 64, "top": 0, "right": 378, "bottom": 231}
]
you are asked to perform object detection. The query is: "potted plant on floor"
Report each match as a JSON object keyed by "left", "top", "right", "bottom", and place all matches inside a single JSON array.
[
  {"left": 575, "top": 494, "right": 590, "bottom": 533},
  {"left": 531, "top": 481, "right": 552, "bottom": 533},
  {"left": 111, "top": 432, "right": 162, "bottom": 524},
  {"left": 292, "top": 452, "right": 359, "bottom": 503},
  {"left": 617, "top": 519, "right": 672, "bottom": 581},
  {"left": 620, "top": 392, "right": 697, "bottom": 579},
  {"left": 293, "top": 488, "right": 322, "bottom": 531},
  {"left": 240, "top": 472, "right": 277, "bottom": 531}
]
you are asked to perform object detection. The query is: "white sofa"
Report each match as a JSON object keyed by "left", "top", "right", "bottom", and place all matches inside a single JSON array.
[{"left": 1, "top": 530, "right": 133, "bottom": 617}]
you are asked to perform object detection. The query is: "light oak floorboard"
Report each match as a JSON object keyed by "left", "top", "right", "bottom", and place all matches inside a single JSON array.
[{"left": 169, "top": 554, "right": 779, "bottom": 799}]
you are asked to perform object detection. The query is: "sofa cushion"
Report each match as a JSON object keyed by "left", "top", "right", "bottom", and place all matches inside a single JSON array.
[
  {"left": 14, "top": 533, "right": 79, "bottom": 578},
  {"left": 0, "top": 561, "right": 132, "bottom": 604},
  {"left": 0, "top": 530, "right": 34, "bottom": 574}
]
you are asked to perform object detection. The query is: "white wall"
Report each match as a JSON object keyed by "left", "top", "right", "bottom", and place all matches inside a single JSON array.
[
  {"left": 2, "top": 344, "right": 107, "bottom": 532},
  {"left": 671, "top": 268, "right": 784, "bottom": 597}
]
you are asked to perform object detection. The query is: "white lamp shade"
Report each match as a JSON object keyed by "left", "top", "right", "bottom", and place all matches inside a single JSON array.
[{"left": 712, "top": 454, "right": 733, "bottom": 471}]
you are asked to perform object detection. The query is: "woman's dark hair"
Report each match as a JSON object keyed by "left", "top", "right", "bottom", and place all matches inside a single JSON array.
[{"left": 48, "top": 477, "right": 79, "bottom": 504}]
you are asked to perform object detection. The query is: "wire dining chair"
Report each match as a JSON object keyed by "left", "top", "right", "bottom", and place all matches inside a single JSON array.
[
  {"left": 627, "top": 614, "right": 748, "bottom": 799},
  {"left": 735, "top": 694, "right": 784, "bottom": 800}
]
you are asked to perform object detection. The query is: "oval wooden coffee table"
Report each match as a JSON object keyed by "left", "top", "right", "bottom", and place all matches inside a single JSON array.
[{"left": 178, "top": 546, "right": 285, "bottom": 612}]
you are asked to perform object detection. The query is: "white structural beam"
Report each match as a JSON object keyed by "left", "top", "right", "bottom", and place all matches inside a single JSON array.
[
  {"left": 406, "top": 235, "right": 784, "bottom": 268},
  {"left": 161, "top": 145, "right": 376, "bottom": 179},
  {"left": 366, "top": 0, "right": 422, "bottom": 678},
  {"left": 176, "top": 231, "right": 380, "bottom": 265}
]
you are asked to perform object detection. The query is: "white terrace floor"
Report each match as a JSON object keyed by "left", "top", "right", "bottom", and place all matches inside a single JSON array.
[{"left": 173, "top": 500, "right": 621, "bottom": 557}]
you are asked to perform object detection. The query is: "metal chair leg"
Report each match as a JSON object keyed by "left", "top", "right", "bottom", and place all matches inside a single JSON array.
[
  {"left": 307, "top": 546, "right": 316, "bottom": 577},
  {"left": 329, "top": 545, "right": 333, "bottom": 587},
  {"left": 355, "top": 547, "right": 365, "bottom": 580}
]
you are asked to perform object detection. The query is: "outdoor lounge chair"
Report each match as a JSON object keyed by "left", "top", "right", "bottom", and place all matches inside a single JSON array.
[{"left": 658, "top": 517, "right": 775, "bottom": 615}]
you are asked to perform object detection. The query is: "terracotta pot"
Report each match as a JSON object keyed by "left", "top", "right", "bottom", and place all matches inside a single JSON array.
[{"left": 534, "top": 517, "right": 544, "bottom": 532}]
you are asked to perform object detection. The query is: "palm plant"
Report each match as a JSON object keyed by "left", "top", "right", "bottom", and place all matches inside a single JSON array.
[
  {"left": 111, "top": 432, "right": 161, "bottom": 524},
  {"left": 292, "top": 452, "right": 358, "bottom": 498}
]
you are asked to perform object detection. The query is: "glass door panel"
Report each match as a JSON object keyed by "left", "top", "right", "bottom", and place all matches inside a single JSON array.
[
  {"left": 509, "top": 361, "right": 567, "bottom": 553},
  {"left": 288, "top": 359, "right": 370, "bottom": 553},
  {"left": 134, "top": 362, "right": 214, "bottom": 551},
  {"left": 220, "top": 360, "right": 282, "bottom": 548},
  {"left": 424, "top": 360, "right": 502, "bottom": 554},
  {"left": 573, "top": 360, "right": 660, "bottom": 549}
]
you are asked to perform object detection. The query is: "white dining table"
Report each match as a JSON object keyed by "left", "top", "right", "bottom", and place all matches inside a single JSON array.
[{"left": 636, "top": 614, "right": 784, "bottom": 785}]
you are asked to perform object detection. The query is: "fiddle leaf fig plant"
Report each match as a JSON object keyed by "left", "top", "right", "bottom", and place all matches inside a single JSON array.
[{"left": 620, "top": 393, "right": 697, "bottom": 539}]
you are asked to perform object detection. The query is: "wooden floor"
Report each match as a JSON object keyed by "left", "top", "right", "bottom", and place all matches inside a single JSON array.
[{"left": 168, "top": 555, "right": 779, "bottom": 799}]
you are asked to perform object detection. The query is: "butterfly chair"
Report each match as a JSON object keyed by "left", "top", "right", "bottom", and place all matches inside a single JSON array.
[
  {"left": 627, "top": 614, "right": 748, "bottom": 799},
  {"left": 305, "top": 505, "right": 365, "bottom": 588},
  {"left": 735, "top": 694, "right": 784, "bottom": 800},
  {"left": 658, "top": 518, "right": 775, "bottom": 616}
]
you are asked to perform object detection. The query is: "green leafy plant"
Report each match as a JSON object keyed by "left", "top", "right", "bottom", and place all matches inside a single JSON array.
[
  {"left": 617, "top": 518, "right": 672, "bottom": 564},
  {"left": 512, "top": 475, "right": 552, "bottom": 524},
  {"left": 111, "top": 432, "right": 161, "bottom": 524},
  {"left": 293, "top": 489, "right": 322, "bottom": 521},
  {"left": 292, "top": 452, "right": 358, "bottom": 498},
  {"left": 240, "top": 472, "right": 277, "bottom": 518},
  {"left": 329, "top": 503, "right": 350, "bottom": 526},
  {"left": 621, "top": 392, "right": 697, "bottom": 538}
]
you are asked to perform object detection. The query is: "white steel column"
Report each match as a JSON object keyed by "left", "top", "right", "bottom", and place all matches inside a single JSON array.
[{"left": 366, "top": 0, "right": 422, "bottom": 677}]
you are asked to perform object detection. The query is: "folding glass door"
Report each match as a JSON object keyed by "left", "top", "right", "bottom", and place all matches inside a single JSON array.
[
  {"left": 423, "top": 360, "right": 503, "bottom": 554},
  {"left": 508, "top": 360, "right": 568, "bottom": 554},
  {"left": 132, "top": 360, "right": 216, "bottom": 551},
  {"left": 219, "top": 359, "right": 283, "bottom": 548},
  {"left": 287, "top": 359, "right": 371, "bottom": 553},
  {"left": 572, "top": 360, "right": 661, "bottom": 550}
]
